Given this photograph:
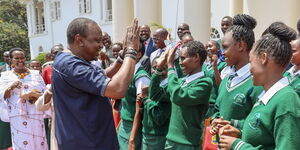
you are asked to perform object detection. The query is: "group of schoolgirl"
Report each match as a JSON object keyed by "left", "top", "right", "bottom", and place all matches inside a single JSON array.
[{"left": 117, "top": 13, "right": 300, "bottom": 150}]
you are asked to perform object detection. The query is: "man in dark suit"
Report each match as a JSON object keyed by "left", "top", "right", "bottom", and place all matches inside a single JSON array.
[
  {"left": 140, "top": 24, "right": 157, "bottom": 74},
  {"left": 140, "top": 24, "right": 156, "bottom": 57},
  {"left": 0, "top": 51, "right": 11, "bottom": 72}
]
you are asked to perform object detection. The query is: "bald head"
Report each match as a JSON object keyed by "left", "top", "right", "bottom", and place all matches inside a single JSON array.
[
  {"left": 182, "top": 34, "right": 194, "bottom": 44},
  {"left": 155, "top": 28, "right": 168, "bottom": 39},
  {"left": 153, "top": 28, "right": 168, "bottom": 49},
  {"left": 177, "top": 23, "right": 190, "bottom": 40},
  {"left": 140, "top": 24, "right": 151, "bottom": 41}
]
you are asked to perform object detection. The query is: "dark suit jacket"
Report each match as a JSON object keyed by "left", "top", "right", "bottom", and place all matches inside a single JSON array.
[{"left": 145, "top": 38, "right": 157, "bottom": 57}]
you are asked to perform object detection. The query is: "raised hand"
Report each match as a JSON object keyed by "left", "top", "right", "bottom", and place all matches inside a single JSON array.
[
  {"left": 124, "top": 19, "right": 140, "bottom": 52},
  {"left": 167, "top": 46, "right": 177, "bottom": 68},
  {"left": 212, "top": 54, "right": 218, "bottom": 67},
  {"left": 157, "top": 50, "right": 169, "bottom": 70}
]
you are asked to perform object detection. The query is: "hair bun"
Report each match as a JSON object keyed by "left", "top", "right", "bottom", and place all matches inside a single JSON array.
[
  {"left": 233, "top": 14, "right": 257, "bottom": 30},
  {"left": 267, "top": 23, "right": 297, "bottom": 42}
]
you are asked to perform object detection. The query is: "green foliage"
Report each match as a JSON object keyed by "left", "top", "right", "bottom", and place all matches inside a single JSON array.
[
  {"left": 0, "top": 0, "right": 29, "bottom": 60},
  {"left": 35, "top": 52, "right": 46, "bottom": 65}
]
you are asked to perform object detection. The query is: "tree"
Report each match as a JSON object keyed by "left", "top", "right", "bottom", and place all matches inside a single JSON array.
[{"left": 0, "top": 0, "right": 30, "bottom": 61}]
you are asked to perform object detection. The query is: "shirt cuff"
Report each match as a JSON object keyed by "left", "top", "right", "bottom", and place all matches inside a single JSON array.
[
  {"left": 230, "top": 139, "right": 245, "bottom": 150},
  {"left": 230, "top": 119, "right": 239, "bottom": 128},
  {"left": 168, "top": 68, "right": 176, "bottom": 76},
  {"left": 100, "top": 78, "right": 111, "bottom": 96}
]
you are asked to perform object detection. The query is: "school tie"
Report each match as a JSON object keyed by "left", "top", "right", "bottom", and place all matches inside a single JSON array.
[{"left": 227, "top": 73, "right": 238, "bottom": 87}]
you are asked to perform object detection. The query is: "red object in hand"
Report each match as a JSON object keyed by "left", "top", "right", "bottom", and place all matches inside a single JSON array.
[
  {"left": 202, "top": 118, "right": 218, "bottom": 150},
  {"left": 202, "top": 126, "right": 218, "bottom": 150}
]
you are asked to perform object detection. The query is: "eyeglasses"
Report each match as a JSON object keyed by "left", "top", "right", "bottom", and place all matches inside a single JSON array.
[{"left": 152, "top": 37, "right": 161, "bottom": 41}]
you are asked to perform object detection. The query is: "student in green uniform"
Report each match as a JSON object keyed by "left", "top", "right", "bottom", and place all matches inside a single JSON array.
[
  {"left": 137, "top": 56, "right": 171, "bottom": 150},
  {"left": 218, "top": 22, "right": 300, "bottom": 150},
  {"left": 284, "top": 37, "right": 300, "bottom": 96},
  {"left": 157, "top": 41, "right": 213, "bottom": 150},
  {"left": 203, "top": 40, "right": 227, "bottom": 117},
  {"left": 210, "top": 14, "right": 263, "bottom": 134},
  {"left": 118, "top": 43, "right": 151, "bottom": 150},
  {"left": 0, "top": 120, "right": 11, "bottom": 150}
]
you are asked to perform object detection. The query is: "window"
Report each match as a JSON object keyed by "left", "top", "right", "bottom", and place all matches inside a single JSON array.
[
  {"left": 210, "top": 28, "right": 220, "bottom": 39},
  {"left": 50, "top": 1, "right": 61, "bottom": 21},
  {"left": 34, "top": 1, "right": 45, "bottom": 34},
  {"left": 101, "top": 0, "right": 112, "bottom": 23},
  {"left": 79, "top": 0, "right": 91, "bottom": 14},
  {"left": 38, "top": 46, "right": 44, "bottom": 52}
]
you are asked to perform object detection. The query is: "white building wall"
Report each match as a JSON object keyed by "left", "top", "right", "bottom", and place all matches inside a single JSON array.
[
  {"left": 211, "top": 0, "right": 230, "bottom": 38},
  {"left": 161, "top": 0, "right": 184, "bottom": 41},
  {"left": 27, "top": 0, "right": 113, "bottom": 59}
]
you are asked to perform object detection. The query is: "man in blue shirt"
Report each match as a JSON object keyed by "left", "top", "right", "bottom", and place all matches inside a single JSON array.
[{"left": 52, "top": 17, "right": 140, "bottom": 150}]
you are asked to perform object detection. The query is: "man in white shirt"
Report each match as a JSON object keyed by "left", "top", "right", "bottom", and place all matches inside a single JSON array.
[{"left": 150, "top": 28, "right": 168, "bottom": 63}]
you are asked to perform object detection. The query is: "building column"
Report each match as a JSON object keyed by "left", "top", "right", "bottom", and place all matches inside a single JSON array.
[
  {"left": 229, "top": 0, "right": 243, "bottom": 16},
  {"left": 112, "top": 0, "right": 134, "bottom": 42},
  {"left": 245, "top": 0, "right": 300, "bottom": 39},
  {"left": 290, "top": 0, "right": 300, "bottom": 30},
  {"left": 183, "top": 0, "right": 210, "bottom": 43},
  {"left": 133, "top": 0, "right": 161, "bottom": 26}
]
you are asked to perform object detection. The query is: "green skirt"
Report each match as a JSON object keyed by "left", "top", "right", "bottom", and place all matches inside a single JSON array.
[
  {"left": 164, "top": 140, "right": 200, "bottom": 150},
  {"left": 0, "top": 120, "right": 11, "bottom": 149},
  {"left": 142, "top": 134, "right": 166, "bottom": 150},
  {"left": 117, "top": 120, "right": 142, "bottom": 150}
]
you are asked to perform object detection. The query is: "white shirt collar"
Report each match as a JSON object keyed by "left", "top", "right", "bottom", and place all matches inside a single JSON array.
[
  {"left": 134, "top": 62, "right": 142, "bottom": 74},
  {"left": 287, "top": 65, "right": 300, "bottom": 76},
  {"left": 258, "top": 77, "right": 289, "bottom": 105},
  {"left": 183, "top": 71, "right": 205, "bottom": 84},
  {"left": 235, "top": 63, "right": 250, "bottom": 77},
  {"left": 146, "top": 38, "right": 151, "bottom": 43}
]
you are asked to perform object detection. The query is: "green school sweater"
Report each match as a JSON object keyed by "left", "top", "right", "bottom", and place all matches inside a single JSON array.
[
  {"left": 165, "top": 68, "right": 213, "bottom": 146},
  {"left": 121, "top": 67, "right": 150, "bottom": 122},
  {"left": 231, "top": 86, "right": 300, "bottom": 150},
  {"left": 212, "top": 75, "right": 263, "bottom": 129},
  {"left": 202, "top": 61, "right": 227, "bottom": 104},
  {"left": 142, "top": 71, "right": 171, "bottom": 136},
  {"left": 284, "top": 71, "right": 300, "bottom": 97}
]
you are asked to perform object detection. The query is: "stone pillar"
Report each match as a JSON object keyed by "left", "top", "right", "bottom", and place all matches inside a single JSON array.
[
  {"left": 134, "top": 0, "right": 161, "bottom": 26},
  {"left": 112, "top": 0, "right": 134, "bottom": 42},
  {"left": 183, "top": 0, "right": 211, "bottom": 43},
  {"left": 229, "top": 0, "right": 243, "bottom": 16}
]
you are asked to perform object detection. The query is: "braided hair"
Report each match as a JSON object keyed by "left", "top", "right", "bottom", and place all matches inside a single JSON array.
[
  {"left": 227, "top": 14, "right": 257, "bottom": 51},
  {"left": 253, "top": 22, "right": 297, "bottom": 68}
]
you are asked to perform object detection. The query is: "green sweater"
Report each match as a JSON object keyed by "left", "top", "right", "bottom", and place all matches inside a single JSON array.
[
  {"left": 142, "top": 71, "right": 171, "bottom": 136},
  {"left": 121, "top": 67, "right": 150, "bottom": 122},
  {"left": 202, "top": 61, "right": 227, "bottom": 104},
  {"left": 212, "top": 76, "right": 263, "bottom": 129},
  {"left": 165, "top": 68, "right": 213, "bottom": 145},
  {"left": 231, "top": 86, "right": 300, "bottom": 150},
  {"left": 284, "top": 71, "right": 300, "bottom": 97}
]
